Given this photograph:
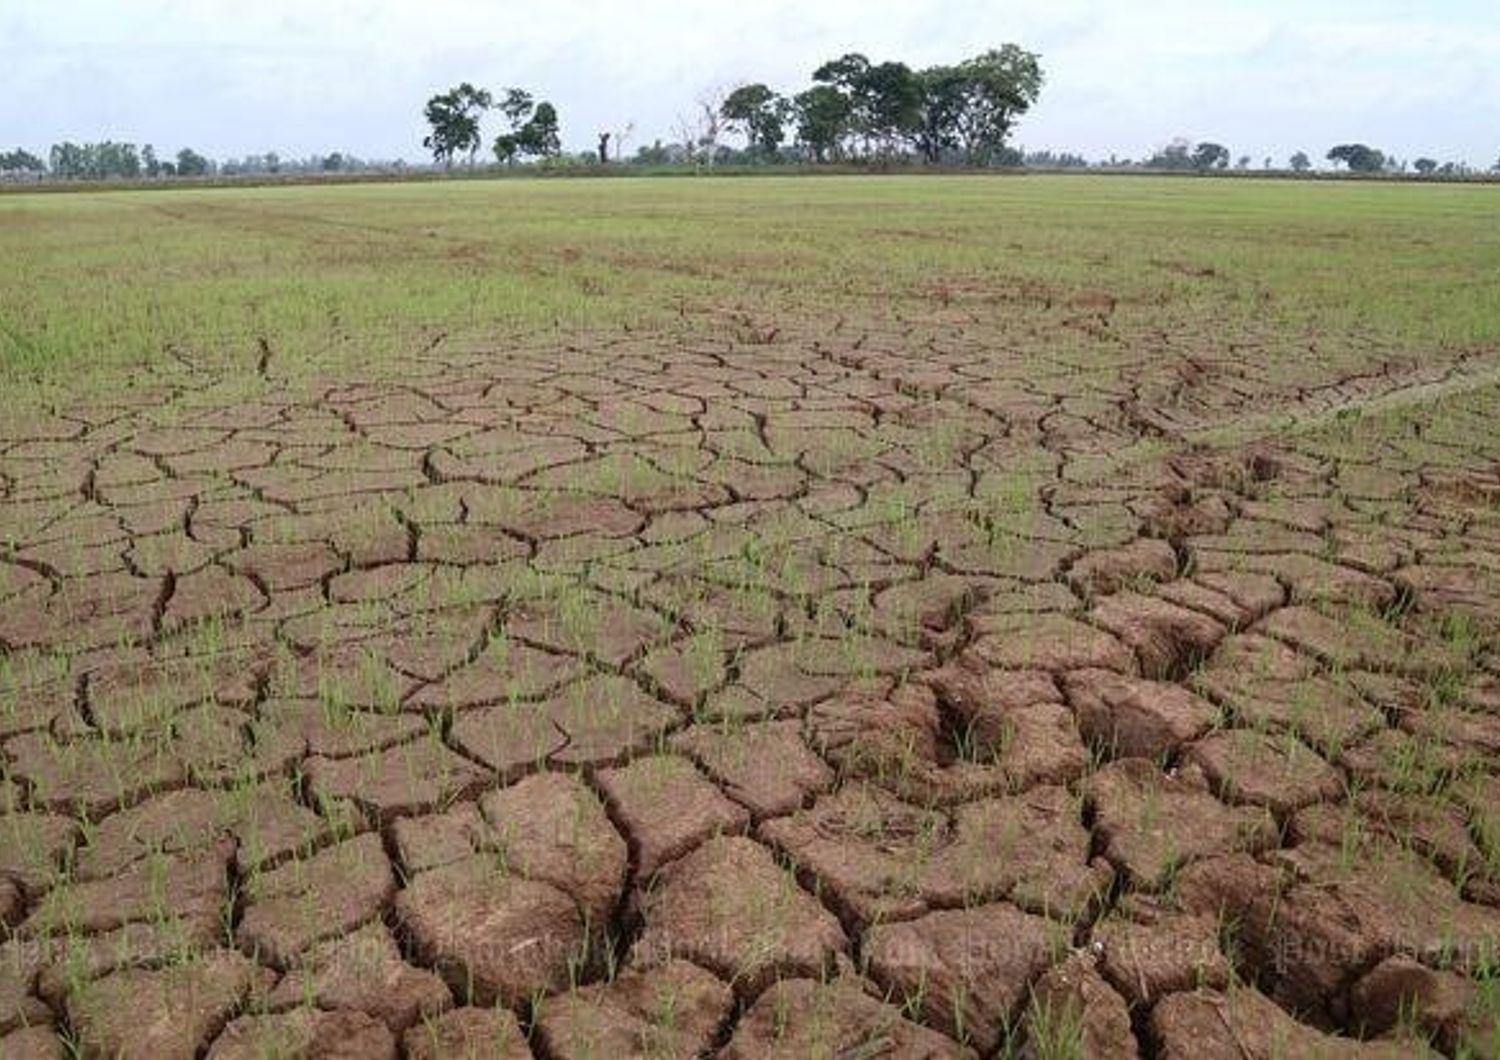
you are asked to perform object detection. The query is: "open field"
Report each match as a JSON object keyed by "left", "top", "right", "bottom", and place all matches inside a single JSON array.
[{"left": 2, "top": 174, "right": 1500, "bottom": 1057}]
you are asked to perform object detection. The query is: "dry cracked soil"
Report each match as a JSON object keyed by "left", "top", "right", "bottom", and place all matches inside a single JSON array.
[{"left": 2, "top": 320, "right": 1500, "bottom": 1058}]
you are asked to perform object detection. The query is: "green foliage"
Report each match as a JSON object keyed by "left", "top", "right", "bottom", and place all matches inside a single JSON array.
[
  {"left": 721, "top": 84, "right": 791, "bottom": 158},
  {"left": 1, "top": 147, "right": 46, "bottom": 174},
  {"left": 494, "top": 90, "right": 561, "bottom": 164},
  {"left": 48, "top": 141, "right": 143, "bottom": 180},
  {"left": 792, "top": 85, "right": 850, "bottom": 162},
  {"left": 1290, "top": 151, "right": 1312, "bottom": 172},
  {"left": 949, "top": 46, "right": 1045, "bottom": 165},
  {"left": 423, "top": 82, "right": 494, "bottom": 167},
  {"left": 1193, "top": 142, "right": 1230, "bottom": 171},
  {"left": 1328, "top": 143, "right": 1387, "bottom": 173},
  {"left": 175, "top": 148, "right": 211, "bottom": 177},
  {"left": 795, "top": 45, "right": 1042, "bottom": 164}
]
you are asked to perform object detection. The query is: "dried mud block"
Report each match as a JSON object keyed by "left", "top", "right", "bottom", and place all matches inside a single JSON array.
[
  {"left": 864, "top": 903, "right": 1059, "bottom": 1053},
  {"left": 632, "top": 836, "right": 847, "bottom": 998},
  {"left": 237, "top": 833, "right": 396, "bottom": 968},
  {"left": 1022, "top": 950, "right": 1139, "bottom": 1059},
  {"left": 1091, "top": 592, "right": 1226, "bottom": 680},
  {"left": 723, "top": 976, "right": 975, "bottom": 1059},
  {"left": 479, "top": 770, "right": 627, "bottom": 925},
  {"left": 267, "top": 921, "right": 452, "bottom": 1032},
  {"left": 532, "top": 959, "right": 734, "bottom": 1059},
  {"left": 65, "top": 951, "right": 275, "bottom": 1060},
  {"left": 1094, "top": 894, "right": 1232, "bottom": 1006},
  {"left": 1086, "top": 758, "right": 1277, "bottom": 889},
  {"left": 395, "top": 853, "right": 583, "bottom": 1007},
  {"left": 671, "top": 720, "right": 834, "bottom": 820},
  {"left": 1063, "top": 669, "right": 1216, "bottom": 759},
  {"left": 1187, "top": 730, "right": 1344, "bottom": 817},
  {"left": 402, "top": 1007, "right": 531, "bottom": 1060},
  {"left": 965, "top": 614, "right": 1137, "bottom": 675},
  {"left": 1151, "top": 987, "right": 1422, "bottom": 1060},
  {"left": 207, "top": 1010, "right": 398, "bottom": 1060},
  {"left": 595, "top": 755, "right": 749, "bottom": 878}
]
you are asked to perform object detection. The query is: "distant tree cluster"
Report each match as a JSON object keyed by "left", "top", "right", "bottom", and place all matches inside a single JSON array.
[
  {"left": 0, "top": 148, "right": 46, "bottom": 176},
  {"left": 419, "top": 46, "right": 1043, "bottom": 169},
  {"left": 1126, "top": 138, "right": 1491, "bottom": 178},
  {"left": 40, "top": 141, "right": 217, "bottom": 180},
  {"left": 0, "top": 141, "right": 405, "bottom": 183},
  {"left": 704, "top": 47, "right": 1044, "bottom": 166},
  {"left": 421, "top": 83, "right": 562, "bottom": 168}
]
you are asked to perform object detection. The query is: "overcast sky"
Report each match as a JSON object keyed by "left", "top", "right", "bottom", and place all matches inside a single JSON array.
[{"left": 2, "top": 0, "right": 1496, "bottom": 166}]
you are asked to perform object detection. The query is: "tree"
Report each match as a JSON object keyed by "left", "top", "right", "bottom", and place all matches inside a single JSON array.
[
  {"left": 858, "top": 61, "right": 924, "bottom": 154},
  {"left": 721, "top": 83, "right": 791, "bottom": 158},
  {"left": 0, "top": 148, "right": 45, "bottom": 175},
  {"left": 497, "top": 88, "right": 534, "bottom": 129},
  {"left": 632, "top": 139, "right": 681, "bottom": 165},
  {"left": 1413, "top": 158, "right": 1438, "bottom": 176},
  {"left": 175, "top": 148, "right": 211, "bottom": 177},
  {"left": 793, "top": 85, "right": 851, "bottom": 162},
  {"left": 811, "top": 53, "right": 870, "bottom": 151},
  {"left": 423, "top": 82, "right": 492, "bottom": 167},
  {"left": 1289, "top": 151, "right": 1312, "bottom": 172},
  {"left": 1147, "top": 139, "right": 1193, "bottom": 170},
  {"left": 47, "top": 142, "right": 140, "bottom": 180},
  {"left": 142, "top": 145, "right": 161, "bottom": 178},
  {"left": 950, "top": 46, "right": 1044, "bottom": 165},
  {"left": 1236, "top": 155, "right": 1251, "bottom": 170},
  {"left": 1192, "top": 142, "right": 1229, "bottom": 171},
  {"left": 1327, "top": 143, "right": 1385, "bottom": 173},
  {"left": 492, "top": 88, "right": 537, "bottom": 165},
  {"left": 515, "top": 102, "right": 561, "bottom": 160},
  {"left": 912, "top": 64, "right": 968, "bottom": 163},
  {"left": 676, "top": 90, "right": 728, "bottom": 165}
]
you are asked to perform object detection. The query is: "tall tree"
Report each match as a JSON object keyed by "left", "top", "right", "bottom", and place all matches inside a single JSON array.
[
  {"left": 1192, "top": 142, "right": 1230, "bottom": 171},
  {"left": 721, "top": 83, "right": 790, "bottom": 157},
  {"left": 175, "top": 148, "right": 211, "bottom": 177},
  {"left": 423, "top": 82, "right": 492, "bottom": 167},
  {"left": 811, "top": 53, "right": 870, "bottom": 155},
  {"left": 0, "top": 148, "right": 45, "bottom": 175},
  {"left": 859, "top": 61, "right": 923, "bottom": 154},
  {"left": 1289, "top": 151, "right": 1311, "bottom": 172},
  {"left": 950, "top": 46, "right": 1043, "bottom": 165},
  {"left": 812, "top": 54, "right": 921, "bottom": 155},
  {"left": 1413, "top": 158, "right": 1438, "bottom": 176},
  {"left": 1327, "top": 143, "right": 1385, "bottom": 173},
  {"left": 913, "top": 64, "right": 968, "bottom": 163},
  {"left": 493, "top": 88, "right": 536, "bottom": 165},
  {"left": 516, "top": 102, "right": 561, "bottom": 159},
  {"left": 793, "top": 85, "right": 850, "bottom": 162}
]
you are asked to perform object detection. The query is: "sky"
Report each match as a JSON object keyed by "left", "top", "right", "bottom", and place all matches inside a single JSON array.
[{"left": 2, "top": 0, "right": 1497, "bottom": 167}]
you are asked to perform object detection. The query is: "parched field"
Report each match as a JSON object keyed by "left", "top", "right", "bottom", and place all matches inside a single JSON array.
[{"left": 2, "top": 175, "right": 1500, "bottom": 1057}]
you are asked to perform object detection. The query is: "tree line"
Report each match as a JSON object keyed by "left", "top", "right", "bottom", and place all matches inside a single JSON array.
[
  {"left": 420, "top": 46, "right": 1045, "bottom": 169},
  {"left": 1142, "top": 138, "right": 1492, "bottom": 177},
  {"left": 0, "top": 142, "right": 405, "bottom": 182}
]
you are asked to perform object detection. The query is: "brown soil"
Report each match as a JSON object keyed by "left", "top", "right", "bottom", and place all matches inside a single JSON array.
[{"left": 3, "top": 321, "right": 1499, "bottom": 1056}]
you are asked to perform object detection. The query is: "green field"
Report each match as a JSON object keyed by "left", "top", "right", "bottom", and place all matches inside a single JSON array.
[{"left": 4, "top": 175, "right": 1498, "bottom": 390}]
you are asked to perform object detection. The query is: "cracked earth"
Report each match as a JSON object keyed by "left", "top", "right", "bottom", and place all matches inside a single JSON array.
[{"left": 2, "top": 322, "right": 1500, "bottom": 1058}]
